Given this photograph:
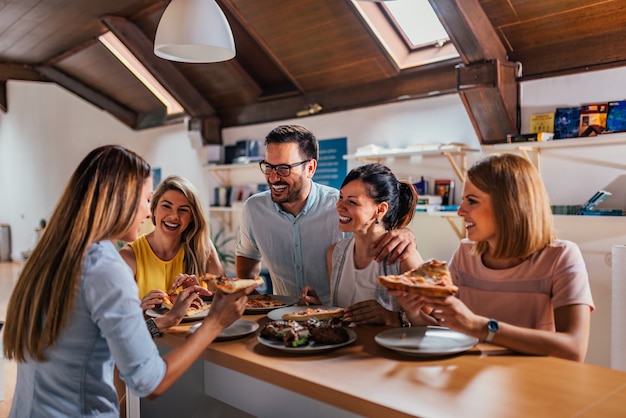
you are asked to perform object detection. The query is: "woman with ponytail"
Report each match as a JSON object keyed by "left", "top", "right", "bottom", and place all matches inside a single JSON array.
[{"left": 301, "top": 163, "right": 424, "bottom": 326}]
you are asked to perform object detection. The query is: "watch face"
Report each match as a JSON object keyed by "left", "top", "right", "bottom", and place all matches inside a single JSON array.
[{"left": 487, "top": 319, "right": 499, "bottom": 332}]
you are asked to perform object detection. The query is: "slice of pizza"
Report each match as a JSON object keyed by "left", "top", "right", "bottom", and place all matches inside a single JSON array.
[
  {"left": 246, "top": 294, "right": 287, "bottom": 309},
  {"left": 161, "top": 293, "right": 211, "bottom": 317},
  {"left": 202, "top": 274, "right": 264, "bottom": 294},
  {"left": 378, "top": 259, "right": 458, "bottom": 297},
  {"left": 281, "top": 307, "right": 344, "bottom": 321}
]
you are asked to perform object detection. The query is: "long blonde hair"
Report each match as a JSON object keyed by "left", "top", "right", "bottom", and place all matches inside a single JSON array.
[
  {"left": 150, "top": 175, "right": 211, "bottom": 275},
  {"left": 3, "top": 145, "right": 150, "bottom": 362}
]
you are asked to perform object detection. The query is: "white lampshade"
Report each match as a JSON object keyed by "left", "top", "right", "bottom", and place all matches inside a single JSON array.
[{"left": 154, "top": 0, "right": 236, "bottom": 63}]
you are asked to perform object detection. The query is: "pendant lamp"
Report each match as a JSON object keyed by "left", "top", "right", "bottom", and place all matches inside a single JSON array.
[{"left": 154, "top": 0, "right": 236, "bottom": 63}]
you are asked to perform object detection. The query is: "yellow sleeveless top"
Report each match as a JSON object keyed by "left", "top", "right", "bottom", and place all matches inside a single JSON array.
[{"left": 129, "top": 234, "right": 185, "bottom": 298}]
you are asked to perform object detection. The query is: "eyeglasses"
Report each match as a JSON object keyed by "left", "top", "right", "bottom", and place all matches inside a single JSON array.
[{"left": 259, "top": 160, "right": 310, "bottom": 177}]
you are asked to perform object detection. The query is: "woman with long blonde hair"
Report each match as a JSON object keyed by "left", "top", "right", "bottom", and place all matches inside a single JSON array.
[
  {"left": 120, "top": 175, "right": 224, "bottom": 330},
  {"left": 3, "top": 145, "right": 254, "bottom": 417}
]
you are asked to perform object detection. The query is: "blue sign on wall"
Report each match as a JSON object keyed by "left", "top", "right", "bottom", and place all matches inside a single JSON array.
[{"left": 313, "top": 137, "right": 347, "bottom": 190}]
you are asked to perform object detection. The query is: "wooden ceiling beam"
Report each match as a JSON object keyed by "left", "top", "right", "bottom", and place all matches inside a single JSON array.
[
  {"left": 101, "top": 15, "right": 222, "bottom": 143},
  {"left": 0, "top": 63, "right": 47, "bottom": 82},
  {"left": 219, "top": 62, "right": 460, "bottom": 127},
  {"left": 430, "top": 0, "right": 518, "bottom": 144},
  {"left": 34, "top": 65, "right": 138, "bottom": 129}
]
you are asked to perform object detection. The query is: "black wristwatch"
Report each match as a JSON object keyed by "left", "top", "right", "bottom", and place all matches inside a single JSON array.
[
  {"left": 398, "top": 309, "right": 411, "bottom": 328},
  {"left": 146, "top": 318, "right": 161, "bottom": 339},
  {"left": 484, "top": 318, "right": 499, "bottom": 343}
]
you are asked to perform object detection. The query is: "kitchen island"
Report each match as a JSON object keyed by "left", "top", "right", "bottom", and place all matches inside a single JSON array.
[{"left": 140, "top": 314, "right": 626, "bottom": 417}]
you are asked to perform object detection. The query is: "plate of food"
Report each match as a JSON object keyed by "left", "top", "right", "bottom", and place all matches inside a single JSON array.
[
  {"left": 267, "top": 305, "right": 344, "bottom": 322},
  {"left": 375, "top": 326, "right": 478, "bottom": 357},
  {"left": 257, "top": 318, "right": 356, "bottom": 353},
  {"left": 190, "top": 319, "right": 259, "bottom": 341},
  {"left": 244, "top": 294, "right": 297, "bottom": 314},
  {"left": 377, "top": 259, "right": 458, "bottom": 297},
  {"left": 145, "top": 295, "right": 212, "bottom": 322}
]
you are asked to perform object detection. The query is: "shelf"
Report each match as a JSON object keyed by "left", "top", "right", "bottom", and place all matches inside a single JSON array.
[
  {"left": 415, "top": 211, "right": 465, "bottom": 239},
  {"left": 208, "top": 206, "right": 244, "bottom": 230},
  {"left": 204, "top": 162, "right": 258, "bottom": 185},
  {"left": 482, "top": 132, "right": 626, "bottom": 169},
  {"left": 208, "top": 206, "right": 243, "bottom": 213},
  {"left": 343, "top": 146, "right": 479, "bottom": 183}
]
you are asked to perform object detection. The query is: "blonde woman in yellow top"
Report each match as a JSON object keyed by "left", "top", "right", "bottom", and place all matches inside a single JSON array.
[{"left": 120, "top": 175, "right": 224, "bottom": 331}]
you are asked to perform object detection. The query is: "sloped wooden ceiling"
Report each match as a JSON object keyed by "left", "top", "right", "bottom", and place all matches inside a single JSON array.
[{"left": 1, "top": 0, "right": 626, "bottom": 144}]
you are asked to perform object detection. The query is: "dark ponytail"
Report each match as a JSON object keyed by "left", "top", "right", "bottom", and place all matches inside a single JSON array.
[{"left": 341, "top": 163, "right": 418, "bottom": 230}]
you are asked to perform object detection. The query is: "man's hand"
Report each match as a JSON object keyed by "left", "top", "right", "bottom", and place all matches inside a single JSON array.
[
  {"left": 370, "top": 227, "right": 416, "bottom": 263},
  {"left": 298, "top": 286, "right": 322, "bottom": 306}
]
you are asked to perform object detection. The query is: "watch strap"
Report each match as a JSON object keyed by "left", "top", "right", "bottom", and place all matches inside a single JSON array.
[
  {"left": 484, "top": 318, "right": 499, "bottom": 343},
  {"left": 146, "top": 318, "right": 161, "bottom": 339}
]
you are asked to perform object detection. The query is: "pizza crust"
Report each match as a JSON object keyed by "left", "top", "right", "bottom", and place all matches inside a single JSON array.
[
  {"left": 378, "top": 259, "right": 458, "bottom": 297},
  {"left": 202, "top": 274, "right": 264, "bottom": 294},
  {"left": 281, "top": 307, "right": 345, "bottom": 321}
]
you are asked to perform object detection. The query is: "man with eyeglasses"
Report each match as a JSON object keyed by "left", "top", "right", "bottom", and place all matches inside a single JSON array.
[{"left": 235, "top": 125, "right": 415, "bottom": 304}]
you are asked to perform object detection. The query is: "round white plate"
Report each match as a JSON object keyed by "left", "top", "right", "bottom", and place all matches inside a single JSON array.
[
  {"left": 257, "top": 328, "right": 356, "bottom": 353},
  {"left": 244, "top": 294, "right": 298, "bottom": 314},
  {"left": 375, "top": 326, "right": 478, "bottom": 357},
  {"left": 145, "top": 306, "right": 210, "bottom": 322},
  {"left": 267, "top": 305, "right": 342, "bottom": 321},
  {"left": 190, "top": 319, "right": 260, "bottom": 341}
]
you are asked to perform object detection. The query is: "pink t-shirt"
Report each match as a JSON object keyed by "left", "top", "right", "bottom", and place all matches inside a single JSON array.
[{"left": 449, "top": 239, "right": 595, "bottom": 331}]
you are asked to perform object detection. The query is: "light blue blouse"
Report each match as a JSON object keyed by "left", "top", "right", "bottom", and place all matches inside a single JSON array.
[
  {"left": 10, "top": 240, "right": 166, "bottom": 417},
  {"left": 236, "top": 181, "right": 346, "bottom": 304}
]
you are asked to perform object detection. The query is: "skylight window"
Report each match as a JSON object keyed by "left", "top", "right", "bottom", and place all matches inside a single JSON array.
[
  {"left": 352, "top": 0, "right": 458, "bottom": 70},
  {"left": 383, "top": 0, "right": 450, "bottom": 49},
  {"left": 99, "top": 32, "right": 184, "bottom": 116}
]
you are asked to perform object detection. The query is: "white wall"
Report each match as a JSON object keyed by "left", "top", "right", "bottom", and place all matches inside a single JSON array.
[
  {"left": 0, "top": 81, "right": 210, "bottom": 259},
  {"left": 2, "top": 66, "right": 626, "bottom": 368}
]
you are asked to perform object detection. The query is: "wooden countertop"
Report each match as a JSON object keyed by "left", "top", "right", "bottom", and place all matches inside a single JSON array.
[{"left": 158, "top": 315, "right": 626, "bottom": 417}]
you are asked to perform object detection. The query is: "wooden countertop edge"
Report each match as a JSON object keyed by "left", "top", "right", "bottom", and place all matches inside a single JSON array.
[{"left": 157, "top": 326, "right": 420, "bottom": 417}]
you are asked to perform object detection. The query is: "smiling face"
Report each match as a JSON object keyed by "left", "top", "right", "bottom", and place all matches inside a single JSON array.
[
  {"left": 336, "top": 179, "right": 386, "bottom": 234},
  {"left": 119, "top": 177, "right": 153, "bottom": 243},
  {"left": 152, "top": 189, "right": 193, "bottom": 238},
  {"left": 264, "top": 142, "right": 313, "bottom": 209},
  {"left": 457, "top": 179, "right": 497, "bottom": 248}
]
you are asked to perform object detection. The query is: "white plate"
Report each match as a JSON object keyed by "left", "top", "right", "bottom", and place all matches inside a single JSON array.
[
  {"left": 190, "top": 319, "right": 260, "bottom": 341},
  {"left": 267, "top": 305, "right": 342, "bottom": 321},
  {"left": 244, "top": 294, "right": 298, "bottom": 314},
  {"left": 145, "top": 306, "right": 210, "bottom": 322},
  {"left": 375, "top": 326, "right": 478, "bottom": 357},
  {"left": 257, "top": 328, "right": 357, "bottom": 353}
]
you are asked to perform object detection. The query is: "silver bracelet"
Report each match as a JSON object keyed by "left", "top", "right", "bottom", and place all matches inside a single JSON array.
[{"left": 398, "top": 309, "right": 411, "bottom": 327}]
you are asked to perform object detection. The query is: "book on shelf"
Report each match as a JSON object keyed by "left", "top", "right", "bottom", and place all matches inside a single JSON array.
[
  {"left": 507, "top": 133, "right": 538, "bottom": 143},
  {"left": 579, "top": 102, "right": 607, "bottom": 137},
  {"left": 434, "top": 179, "right": 454, "bottom": 206},
  {"left": 529, "top": 112, "right": 554, "bottom": 134},
  {"left": 605, "top": 100, "right": 626, "bottom": 133},
  {"left": 554, "top": 107, "right": 581, "bottom": 139}
]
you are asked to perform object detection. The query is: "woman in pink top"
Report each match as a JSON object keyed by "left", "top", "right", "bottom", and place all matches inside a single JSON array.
[{"left": 392, "top": 154, "right": 594, "bottom": 361}]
